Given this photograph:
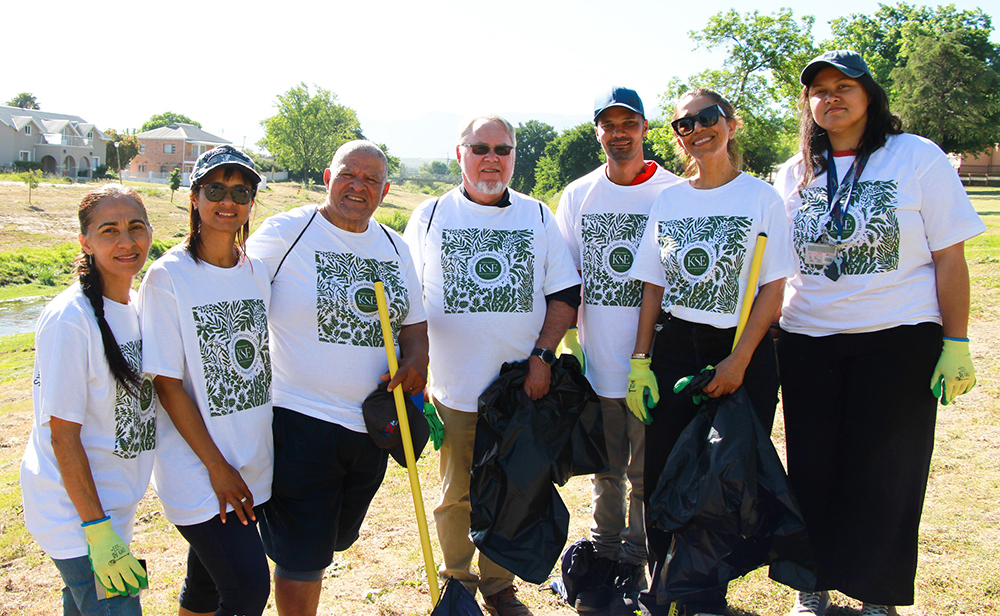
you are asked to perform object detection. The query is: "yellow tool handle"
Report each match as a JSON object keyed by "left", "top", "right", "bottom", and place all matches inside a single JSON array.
[
  {"left": 732, "top": 233, "right": 768, "bottom": 352},
  {"left": 374, "top": 281, "right": 440, "bottom": 607}
]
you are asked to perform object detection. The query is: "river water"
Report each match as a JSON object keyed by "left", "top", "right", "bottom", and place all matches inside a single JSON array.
[{"left": 0, "top": 295, "right": 48, "bottom": 337}]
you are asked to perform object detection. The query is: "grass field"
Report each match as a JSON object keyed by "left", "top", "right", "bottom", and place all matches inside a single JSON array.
[{"left": 0, "top": 185, "right": 997, "bottom": 615}]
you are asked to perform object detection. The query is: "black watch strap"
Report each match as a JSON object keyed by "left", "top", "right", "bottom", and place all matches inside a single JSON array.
[{"left": 531, "top": 347, "right": 556, "bottom": 366}]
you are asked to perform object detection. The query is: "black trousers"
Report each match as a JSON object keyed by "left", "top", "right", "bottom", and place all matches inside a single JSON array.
[
  {"left": 777, "top": 323, "right": 941, "bottom": 606},
  {"left": 641, "top": 314, "right": 779, "bottom": 615}
]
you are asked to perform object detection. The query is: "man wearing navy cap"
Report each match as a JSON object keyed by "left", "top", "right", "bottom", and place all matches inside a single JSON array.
[{"left": 554, "top": 87, "right": 682, "bottom": 613}]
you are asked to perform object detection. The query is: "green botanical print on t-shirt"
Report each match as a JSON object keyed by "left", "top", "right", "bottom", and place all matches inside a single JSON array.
[
  {"left": 581, "top": 212, "right": 647, "bottom": 307},
  {"left": 441, "top": 228, "right": 534, "bottom": 314},
  {"left": 113, "top": 340, "right": 156, "bottom": 459},
  {"left": 657, "top": 216, "right": 752, "bottom": 314},
  {"left": 192, "top": 299, "right": 271, "bottom": 417},
  {"left": 794, "top": 179, "right": 900, "bottom": 276},
  {"left": 315, "top": 251, "right": 408, "bottom": 347}
]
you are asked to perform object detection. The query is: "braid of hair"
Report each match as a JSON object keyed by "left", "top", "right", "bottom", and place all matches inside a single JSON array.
[{"left": 76, "top": 253, "right": 142, "bottom": 397}]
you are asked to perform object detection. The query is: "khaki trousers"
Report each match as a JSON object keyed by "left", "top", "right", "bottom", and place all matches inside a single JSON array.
[{"left": 433, "top": 401, "right": 514, "bottom": 598}]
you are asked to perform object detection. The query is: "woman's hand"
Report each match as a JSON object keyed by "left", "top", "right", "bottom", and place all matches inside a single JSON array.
[
  {"left": 702, "top": 353, "right": 749, "bottom": 398},
  {"left": 206, "top": 460, "right": 254, "bottom": 525}
]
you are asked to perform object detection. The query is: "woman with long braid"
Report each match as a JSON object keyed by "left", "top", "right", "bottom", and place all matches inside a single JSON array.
[{"left": 21, "top": 184, "right": 155, "bottom": 615}]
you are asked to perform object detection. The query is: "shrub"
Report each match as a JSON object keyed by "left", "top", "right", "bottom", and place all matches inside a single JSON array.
[
  {"left": 374, "top": 210, "right": 410, "bottom": 234},
  {"left": 13, "top": 161, "right": 42, "bottom": 172}
]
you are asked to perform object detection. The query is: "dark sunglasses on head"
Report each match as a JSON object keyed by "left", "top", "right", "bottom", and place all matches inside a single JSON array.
[
  {"left": 462, "top": 143, "right": 515, "bottom": 156},
  {"left": 671, "top": 104, "right": 727, "bottom": 136},
  {"left": 201, "top": 183, "right": 253, "bottom": 205}
]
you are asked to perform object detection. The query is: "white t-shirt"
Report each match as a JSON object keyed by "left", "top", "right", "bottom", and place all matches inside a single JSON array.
[
  {"left": 404, "top": 188, "right": 582, "bottom": 412},
  {"left": 631, "top": 172, "right": 797, "bottom": 329},
  {"left": 246, "top": 205, "right": 426, "bottom": 432},
  {"left": 555, "top": 164, "right": 683, "bottom": 397},
  {"left": 21, "top": 283, "right": 155, "bottom": 559},
  {"left": 138, "top": 247, "right": 273, "bottom": 526},
  {"left": 774, "top": 133, "right": 986, "bottom": 336}
]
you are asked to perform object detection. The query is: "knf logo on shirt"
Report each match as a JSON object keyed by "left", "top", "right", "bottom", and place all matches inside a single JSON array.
[
  {"left": 680, "top": 243, "right": 715, "bottom": 279},
  {"left": 469, "top": 251, "right": 510, "bottom": 287},
  {"left": 229, "top": 332, "right": 262, "bottom": 378},
  {"left": 354, "top": 286, "right": 379, "bottom": 314}
]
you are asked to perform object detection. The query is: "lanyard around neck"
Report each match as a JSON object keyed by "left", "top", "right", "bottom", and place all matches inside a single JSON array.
[{"left": 826, "top": 150, "right": 869, "bottom": 241}]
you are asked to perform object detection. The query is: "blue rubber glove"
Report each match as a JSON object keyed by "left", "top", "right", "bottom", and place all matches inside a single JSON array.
[
  {"left": 424, "top": 402, "right": 444, "bottom": 450},
  {"left": 557, "top": 327, "right": 585, "bottom": 375},
  {"left": 626, "top": 358, "right": 658, "bottom": 425},
  {"left": 930, "top": 337, "right": 976, "bottom": 405}
]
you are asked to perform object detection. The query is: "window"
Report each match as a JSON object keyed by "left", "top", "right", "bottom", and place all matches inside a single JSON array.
[
  {"left": 138, "top": 164, "right": 147, "bottom": 172},
  {"left": 18, "top": 151, "right": 30, "bottom": 162},
  {"left": 93, "top": 157, "right": 99, "bottom": 169},
  {"left": 140, "top": 144, "right": 146, "bottom": 155},
  {"left": 87, "top": 131, "right": 93, "bottom": 139},
  {"left": 164, "top": 144, "right": 176, "bottom": 154},
  {"left": 160, "top": 165, "right": 168, "bottom": 174},
  {"left": 24, "top": 125, "right": 31, "bottom": 135}
]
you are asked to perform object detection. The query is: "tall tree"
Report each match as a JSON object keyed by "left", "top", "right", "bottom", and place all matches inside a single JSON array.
[
  {"left": 892, "top": 32, "right": 1000, "bottom": 155},
  {"left": 104, "top": 129, "right": 141, "bottom": 175},
  {"left": 168, "top": 168, "right": 182, "bottom": 203},
  {"left": 377, "top": 144, "right": 401, "bottom": 176},
  {"left": 511, "top": 120, "right": 557, "bottom": 194},
  {"left": 141, "top": 112, "right": 201, "bottom": 132},
  {"left": 531, "top": 123, "right": 604, "bottom": 201},
  {"left": 258, "top": 83, "right": 362, "bottom": 182},
  {"left": 6, "top": 92, "right": 39, "bottom": 109}
]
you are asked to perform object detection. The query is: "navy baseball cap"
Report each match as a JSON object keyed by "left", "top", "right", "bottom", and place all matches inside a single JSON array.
[
  {"left": 190, "top": 145, "right": 262, "bottom": 187},
  {"left": 362, "top": 382, "right": 429, "bottom": 469},
  {"left": 594, "top": 86, "right": 645, "bottom": 123},
  {"left": 800, "top": 50, "right": 872, "bottom": 86}
]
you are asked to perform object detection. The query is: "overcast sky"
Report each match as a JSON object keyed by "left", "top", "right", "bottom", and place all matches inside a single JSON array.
[{"left": 7, "top": 0, "right": 997, "bottom": 159}]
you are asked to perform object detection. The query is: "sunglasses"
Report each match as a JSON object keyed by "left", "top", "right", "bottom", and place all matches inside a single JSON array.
[
  {"left": 201, "top": 183, "right": 253, "bottom": 205},
  {"left": 671, "top": 104, "right": 727, "bottom": 136},
  {"left": 462, "top": 143, "right": 515, "bottom": 156}
]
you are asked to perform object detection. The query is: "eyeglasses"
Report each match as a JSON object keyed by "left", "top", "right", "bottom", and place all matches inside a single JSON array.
[
  {"left": 461, "top": 143, "right": 515, "bottom": 157},
  {"left": 670, "top": 104, "right": 727, "bottom": 136},
  {"left": 201, "top": 183, "right": 253, "bottom": 205}
]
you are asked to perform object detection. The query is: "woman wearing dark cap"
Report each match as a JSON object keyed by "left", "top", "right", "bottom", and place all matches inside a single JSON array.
[
  {"left": 774, "top": 50, "right": 985, "bottom": 616},
  {"left": 139, "top": 146, "right": 273, "bottom": 616}
]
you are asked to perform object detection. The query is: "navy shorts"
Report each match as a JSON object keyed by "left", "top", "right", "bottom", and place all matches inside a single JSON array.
[{"left": 260, "top": 406, "right": 388, "bottom": 576}]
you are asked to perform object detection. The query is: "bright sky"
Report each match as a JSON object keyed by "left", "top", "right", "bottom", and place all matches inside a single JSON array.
[{"left": 7, "top": 0, "right": 998, "bottom": 159}]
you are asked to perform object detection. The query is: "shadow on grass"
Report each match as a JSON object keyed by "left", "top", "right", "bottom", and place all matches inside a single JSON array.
[{"left": 969, "top": 189, "right": 1000, "bottom": 198}]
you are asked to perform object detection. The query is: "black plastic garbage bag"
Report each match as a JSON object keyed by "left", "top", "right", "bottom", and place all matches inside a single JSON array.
[
  {"left": 647, "top": 371, "right": 816, "bottom": 600},
  {"left": 560, "top": 538, "right": 598, "bottom": 606},
  {"left": 470, "top": 355, "right": 607, "bottom": 584},
  {"left": 431, "top": 578, "right": 484, "bottom": 616}
]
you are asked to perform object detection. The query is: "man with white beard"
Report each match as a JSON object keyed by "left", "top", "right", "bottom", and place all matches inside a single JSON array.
[{"left": 403, "top": 114, "right": 581, "bottom": 616}]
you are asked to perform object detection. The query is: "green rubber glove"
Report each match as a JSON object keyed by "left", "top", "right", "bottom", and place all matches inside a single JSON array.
[
  {"left": 424, "top": 402, "right": 444, "bottom": 451},
  {"left": 557, "top": 327, "right": 586, "bottom": 375},
  {"left": 930, "top": 337, "right": 977, "bottom": 405},
  {"left": 673, "top": 365, "right": 715, "bottom": 405},
  {"left": 82, "top": 516, "right": 146, "bottom": 597},
  {"left": 626, "top": 358, "right": 658, "bottom": 425}
]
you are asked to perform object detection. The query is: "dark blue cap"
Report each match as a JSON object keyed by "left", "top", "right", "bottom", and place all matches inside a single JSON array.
[
  {"left": 800, "top": 50, "right": 872, "bottom": 86},
  {"left": 594, "top": 86, "right": 645, "bottom": 123},
  {"left": 190, "top": 145, "right": 262, "bottom": 186}
]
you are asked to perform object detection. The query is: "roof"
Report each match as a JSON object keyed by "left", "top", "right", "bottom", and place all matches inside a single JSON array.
[
  {"left": 0, "top": 105, "right": 93, "bottom": 133},
  {"left": 136, "top": 123, "right": 230, "bottom": 145}
]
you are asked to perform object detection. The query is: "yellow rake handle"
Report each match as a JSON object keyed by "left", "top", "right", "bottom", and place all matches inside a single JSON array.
[
  {"left": 374, "top": 281, "right": 440, "bottom": 607},
  {"left": 733, "top": 233, "right": 768, "bottom": 352}
]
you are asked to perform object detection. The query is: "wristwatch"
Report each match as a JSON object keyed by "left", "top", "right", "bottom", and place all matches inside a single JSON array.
[{"left": 531, "top": 347, "right": 557, "bottom": 366}]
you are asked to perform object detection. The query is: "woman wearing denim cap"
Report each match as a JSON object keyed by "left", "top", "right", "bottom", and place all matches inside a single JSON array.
[
  {"left": 139, "top": 146, "right": 273, "bottom": 616},
  {"left": 21, "top": 184, "right": 154, "bottom": 615},
  {"left": 774, "top": 50, "right": 985, "bottom": 616}
]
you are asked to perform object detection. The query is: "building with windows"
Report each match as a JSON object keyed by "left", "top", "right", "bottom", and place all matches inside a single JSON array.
[
  {"left": 0, "top": 105, "right": 108, "bottom": 178},
  {"left": 129, "top": 123, "right": 230, "bottom": 182}
]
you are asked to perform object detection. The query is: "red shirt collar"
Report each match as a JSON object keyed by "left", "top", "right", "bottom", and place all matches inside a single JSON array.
[{"left": 629, "top": 161, "right": 659, "bottom": 186}]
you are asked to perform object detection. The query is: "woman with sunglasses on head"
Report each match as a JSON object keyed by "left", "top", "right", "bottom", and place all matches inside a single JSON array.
[
  {"left": 139, "top": 146, "right": 273, "bottom": 616},
  {"left": 773, "top": 51, "right": 984, "bottom": 616},
  {"left": 21, "top": 184, "right": 154, "bottom": 615},
  {"left": 627, "top": 88, "right": 796, "bottom": 616}
]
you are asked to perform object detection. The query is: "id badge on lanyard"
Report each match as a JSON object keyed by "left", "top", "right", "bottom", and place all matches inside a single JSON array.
[{"left": 815, "top": 151, "right": 869, "bottom": 281}]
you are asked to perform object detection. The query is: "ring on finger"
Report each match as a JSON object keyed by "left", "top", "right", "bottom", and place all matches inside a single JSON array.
[{"left": 240, "top": 496, "right": 248, "bottom": 503}]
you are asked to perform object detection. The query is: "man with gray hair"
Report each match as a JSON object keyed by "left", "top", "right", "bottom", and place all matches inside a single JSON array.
[
  {"left": 248, "top": 140, "right": 429, "bottom": 616},
  {"left": 403, "top": 116, "right": 581, "bottom": 616}
]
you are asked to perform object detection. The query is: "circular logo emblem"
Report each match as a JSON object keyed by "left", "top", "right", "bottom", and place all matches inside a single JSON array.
[
  {"left": 354, "top": 287, "right": 379, "bottom": 314},
  {"left": 608, "top": 246, "right": 634, "bottom": 274},
  {"left": 139, "top": 378, "right": 154, "bottom": 412},
  {"left": 234, "top": 339, "right": 256, "bottom": 369},
  {"left": 229, "top": 332, "right": 261, "bottom": 379},
  {"left": 469, "top": 251, "right": 509, "bottom": 288},
  {"left": 682, "top": 246, "right": 712, "bottom": 277},
  {"left": 840, "top": 213, "right": 857, "bottom": 240}
]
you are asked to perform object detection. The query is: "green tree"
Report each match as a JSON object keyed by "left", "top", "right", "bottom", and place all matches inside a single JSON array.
[
  {"left": 511, "top": 120, "right": 557, "bottom": 194},
  {"left": 258, "top": 83, "right": 362, "bottom": 182},
  {"left": 531, "top": 122, "right": 604, "bottom": 201},
  {"left": 7, "top": 92, "right": 39, "bottom": 109},
  {"left": 105, "top": 129, "right": 141, "bottom": 176},
  {"left": 168, "top": 168, "right": 182, "bottom": 202},
  {"left": 448, "top": 160, "right": 461, "bottom": 175},
  {"left": 22, "top": 169, "right": 41, "bottom": 204},
  {"left": 420, "top": 160, "right": 450, "bottom": 175},
  {"left": 891, "top": 32, "right": 1000, "bottom": 155},
  {"left": 643, "top": 119, "right": 684, "bottom": 175},
  {"left": 141, "top": 112, "right": 201, "bottom": 132},
  {"left": 377, "top": 144, "right": 401, "bottom": 176}
]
